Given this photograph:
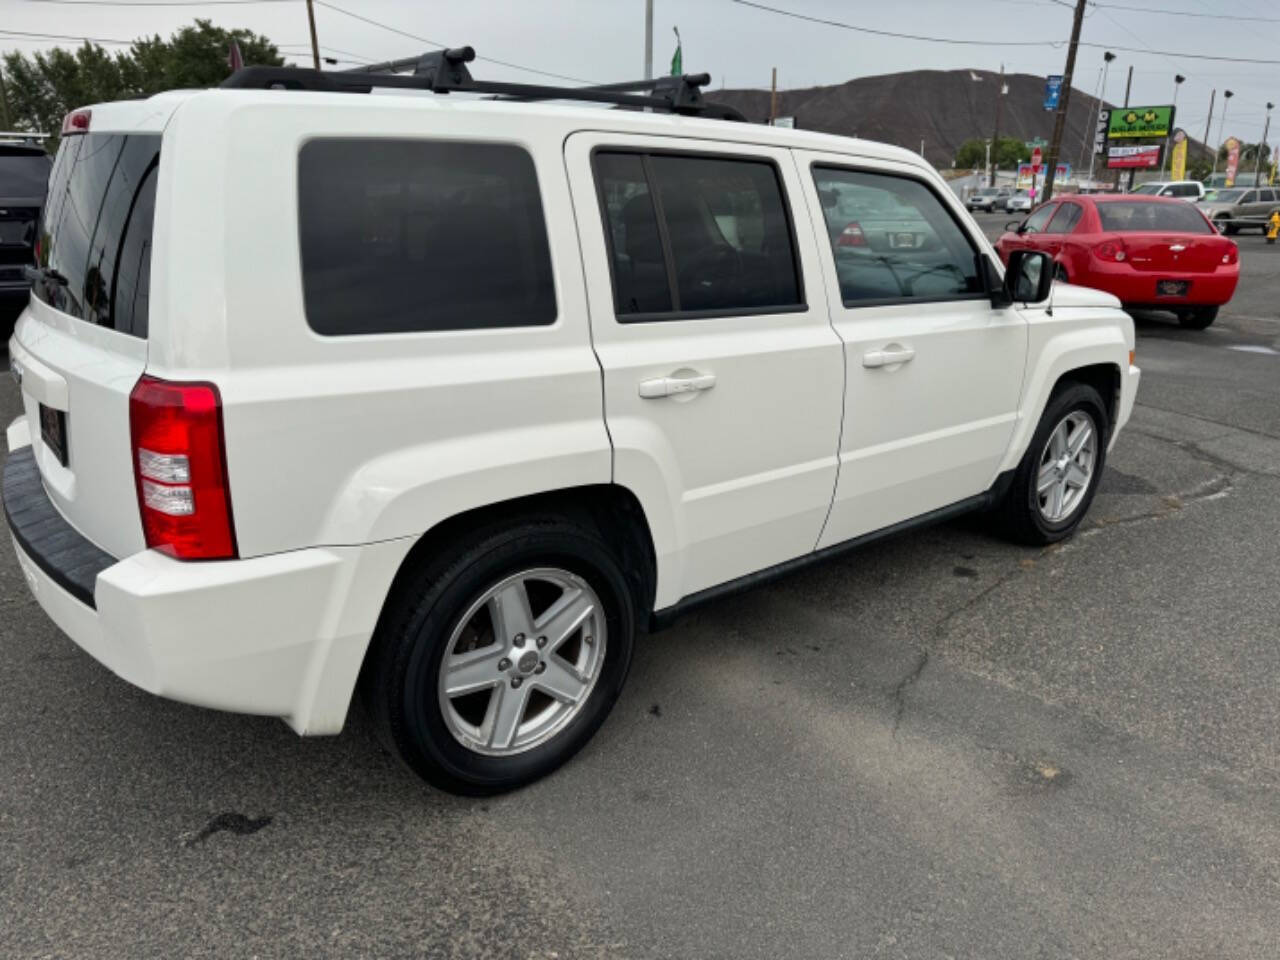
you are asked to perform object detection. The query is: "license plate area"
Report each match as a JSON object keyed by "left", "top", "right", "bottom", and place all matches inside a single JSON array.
[
  {"left": 39, "top": 404, "right": 68, "bottom": 467},
  {"left": 891, "top": 232, "right": 917, "bottom": 248},
  {"left": 1156, "top": 279, "right": 1190, "bottom": 297}
]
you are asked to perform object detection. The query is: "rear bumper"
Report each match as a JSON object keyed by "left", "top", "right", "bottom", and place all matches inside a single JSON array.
[
  {"left": 3, "top": 425, "right": 413, "bottom": 735},
  {"left": 1082, "top": 266, "right": 1238, "bottom": 308}
]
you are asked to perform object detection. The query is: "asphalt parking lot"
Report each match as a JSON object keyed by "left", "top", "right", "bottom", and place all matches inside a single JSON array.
[{"left": 3, "top": 222, "right": 1279, "bottom": 959}]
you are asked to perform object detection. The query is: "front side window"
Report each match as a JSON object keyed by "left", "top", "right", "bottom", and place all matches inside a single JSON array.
[
  {"left": 1022, "top": 203, "right": 1057, "bottom": 234},
  {"left": 298, "top": 139, "right": 556, "bottom": 335},
  {"left": 594, "top": 150, "right": 803, "bottom": 319},
  {"left": 1240, "top": 191, "right": 1259, "bottom": 204},
  {"left": 1046, "top": 202, "right": 1084, "bottom": 234},
  {"left": 813, "top": 166, "right": 983, "bottom": 304}
]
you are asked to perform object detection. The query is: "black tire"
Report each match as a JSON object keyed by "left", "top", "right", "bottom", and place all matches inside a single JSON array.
[
  {"left": 1177, "top": 306, "right": 1218, "bottom": 330},
  {"left": 1216, "top": 217, "right": 1236, "bottom": 236},
  {"left": 993, "top": 382, "right": 1110, "bottom": 545},
  {"left": 362, "top": 517, "right": 637, "bottom": 795}
]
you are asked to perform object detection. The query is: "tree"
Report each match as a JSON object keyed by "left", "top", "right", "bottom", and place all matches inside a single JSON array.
[
  {"left": 0, "top": 20, "right": 281, "bottom": 144},
  {"left": 955, "top": 135, "right": 1032, "bottom": 171}
]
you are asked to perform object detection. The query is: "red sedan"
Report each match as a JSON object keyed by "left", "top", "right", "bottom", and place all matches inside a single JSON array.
[{"left": 995, "top": 194, "right": 1238, "bottom": 329}]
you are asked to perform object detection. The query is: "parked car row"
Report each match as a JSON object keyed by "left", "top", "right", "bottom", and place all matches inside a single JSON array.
[{"left": 966, "top": 186, "right": 1035, "bottom": 213}]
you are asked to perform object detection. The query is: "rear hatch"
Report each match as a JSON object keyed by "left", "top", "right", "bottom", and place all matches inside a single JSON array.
[
  {"left": 0, "top": 145, "right": 51, "bottom": 289},
  {"left": 8, "top": 104, "right": 169, "bottom": 559},
  {"left": 1096, "top": 200, "right": 1228, "bottom": 274}
]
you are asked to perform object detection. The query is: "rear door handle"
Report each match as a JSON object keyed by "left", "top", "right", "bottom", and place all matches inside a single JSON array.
[
  {"left": 638, "top": 372, "right": 717, "bottom": 399},
  {"left": 862, "top": 346, "right": 915, "bottom": 368}
]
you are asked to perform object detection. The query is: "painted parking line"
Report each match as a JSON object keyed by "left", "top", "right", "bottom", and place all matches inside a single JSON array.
[{"left": 1227, "top": 344, "right": 1280, "bottom": 355}]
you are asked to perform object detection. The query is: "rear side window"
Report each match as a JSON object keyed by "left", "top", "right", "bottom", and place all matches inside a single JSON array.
[
  {"left": 1096, "top": 202, "right": 1214, "bottom": 234},
  {"left": 298, "top": 139, "right": 556, "bottom": 335},
  {"left": 1169, "top": 183, "right": 1200, "bottom": 198},
  {"left": 1259, "top": 189, "right": 1277, "bottom": 202},
  {"left": 594, "top": 150, "right": 803, "bottom": 319},
  {"left": 1046, "top": 202, "right": 1083, "bottom": 234},
  {"left": 35, "top": 132, "right": 160, "bottom": 338}
]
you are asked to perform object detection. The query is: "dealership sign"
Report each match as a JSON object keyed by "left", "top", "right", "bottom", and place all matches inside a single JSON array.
[
  {"left": 1107, "top": 144, "right": 1161, "bottom": 169},
  {"left": 1044, "top": 75, "right": 1064, "bottom": 111},
  {"left": 1108, "top": 105, "right": 1174, "bottom": 139}
]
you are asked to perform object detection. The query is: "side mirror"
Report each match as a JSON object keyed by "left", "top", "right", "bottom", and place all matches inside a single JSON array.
[
  {"left": 1003, "top": 249, "right": 1054, "bottom": 304},
  {"left": 1006, "top": 219, "right": 1023, "bottom": 233}
]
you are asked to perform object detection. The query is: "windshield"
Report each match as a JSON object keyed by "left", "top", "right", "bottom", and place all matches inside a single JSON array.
[
  {"left": 1097, "top": 201, "right": 1214, "bottom": 234},
  {"left": 1131, "top": 183, "right": 1163, "bottom": 195},
  {"left": 0, "top": 147, "right": 52, "bottom": 197},
  {"left": 1204, "top": 188, "right": 1245, "bottom": 203},
  {"left": 977, "top": 188, "right": 998, "bottom": 196}
]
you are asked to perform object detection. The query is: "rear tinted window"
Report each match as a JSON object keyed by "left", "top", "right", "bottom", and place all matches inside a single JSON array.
[
  {"left": 1096, "top": 202, "right": 1213, "bottom": 234},
  {"left": 35, "top": 133, "right": 160, "bottom": 337},
  {"left": 0, "top": 147, "right": 53, "bottom": 196},
  {"left": 298, "top": 139, "right": 556, "bottom": 336}
]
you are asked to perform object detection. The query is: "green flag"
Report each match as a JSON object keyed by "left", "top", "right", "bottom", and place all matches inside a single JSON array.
[{"left": 670, "top": 27, "right": 682, "bottom": 76}]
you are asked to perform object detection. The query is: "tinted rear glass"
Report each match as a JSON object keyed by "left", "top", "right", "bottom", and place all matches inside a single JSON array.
[
  {"left": 298, "top": 138, "right": 556, "bottom": 335},
  {"left": 1096, "top": 202, "right": 1213, "bottom": 234},
  {"left": 35, "top": 133, "right": 160, "bottom": 337},
  {"left": 0, "top": 148, "right": 53, "bottom": 197}
]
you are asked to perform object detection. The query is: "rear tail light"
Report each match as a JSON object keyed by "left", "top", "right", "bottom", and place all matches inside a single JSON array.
[
  {"left": 1223, "top": 244, "right": 1238, "bottom": 265},
  {"left": 61, "top": 109, "right": 91, "bottom": 135},
  {"left": 1093, "top": 240, "right": 1127, "bottom": 262},
  {"left": 129, "top": 376, "right": 237, "bottom": 560},
  {"left": 837, "top": 221, "right": 866, "bottom": 247}
]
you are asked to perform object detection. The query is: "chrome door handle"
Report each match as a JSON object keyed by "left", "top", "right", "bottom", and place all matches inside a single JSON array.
[
  {"left": 862, "top": 346, "right": 915, "bottom": 368},
  {"left": 638, "top": 372, "right": 717, "bottom": 399}
]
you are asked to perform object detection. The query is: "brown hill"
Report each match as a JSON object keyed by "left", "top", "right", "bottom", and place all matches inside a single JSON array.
[{"left": 712, "top": 68, "right": 1206, "bottom": 172}]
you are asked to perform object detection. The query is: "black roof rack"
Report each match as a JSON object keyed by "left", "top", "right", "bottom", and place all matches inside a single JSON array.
[{"left": 221, "top": 45, "right": 745, "bottom": 122}]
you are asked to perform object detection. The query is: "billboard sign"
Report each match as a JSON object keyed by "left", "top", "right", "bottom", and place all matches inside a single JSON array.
[
  {"left": 1169, "top": 129, "right": 1188, "bottom": 181},
  {"left": 1107, "top": 106, "right": 1174, "bottom": 139},
  {"left": 1018, "top": 162, "right": 1070, "bottom": 187},
  {"left": 1107, "top": 144, "right": 1161, "bottom": 169},
  {"left": 1044, "top": 75, "right": 1064, "bottom": 111}
]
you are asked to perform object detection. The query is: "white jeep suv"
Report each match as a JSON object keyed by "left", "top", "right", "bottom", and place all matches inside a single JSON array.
[{"left": 3, "top": 51, "right": 1139, "bottom": 794}]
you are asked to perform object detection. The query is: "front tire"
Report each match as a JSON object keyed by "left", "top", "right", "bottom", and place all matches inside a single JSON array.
[
  {"left": 363, "top": 518, "right": 636, "bottom": 795},
  {"left": 1177, "top": 306, "right": 1218, "bottom": 330},
  {"left": 994, "top": 382, "right": 1109, "bottom": 545}
]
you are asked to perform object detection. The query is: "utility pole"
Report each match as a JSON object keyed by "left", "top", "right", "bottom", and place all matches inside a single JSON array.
[
  {"left": 769, "top": 67, "right": 778, "bottom": 124},
  {"left": 0, "top": 68, "right": 11, "bottom": 132},
  {"left": 644, "top": 0, "right": 654, "bottom": 80},
  {"left": 1254, "top": 102, "right": 1274, "bottom": 185},
  {"left": 988, "top": 64, "right": 1005, "bottom": 187},
  {"left": 1112, "top": 64, "right": 1135, "bottom": 190},
  {"left": 305, "top": 0, "right": 321, "bottom": 70},
  {"left": 1041, "top": 0, "right": 1088, "bottom": 203}
]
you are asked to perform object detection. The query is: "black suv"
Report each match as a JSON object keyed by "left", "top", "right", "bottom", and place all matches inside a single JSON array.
[{"left": 1, "top": 136, "right": 53, "bottom": 342}]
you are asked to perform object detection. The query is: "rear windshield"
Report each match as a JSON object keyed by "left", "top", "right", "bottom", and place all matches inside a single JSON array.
[
  {"left": 0, "top": 147, "right": 53, "bottom": 197},
  {"left": 35, "top": 133, "right": 160, "bottom": 338},
  {"left": 298, "top": 138, "right": 556, "bottom": 336},
  {"left": 1096, "top": 201, "right": 1214, "bottom": 234}
]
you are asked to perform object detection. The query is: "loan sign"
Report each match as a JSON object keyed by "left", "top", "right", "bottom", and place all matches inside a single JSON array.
[
  {"left": 1107, "top": 105, "right": 1174, "bottom": 139},
  {"left": 1107, "top": 144, "right": 1161, "bottom": 169}
]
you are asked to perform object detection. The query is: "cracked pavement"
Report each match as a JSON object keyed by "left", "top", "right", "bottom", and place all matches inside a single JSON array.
[{"left": 2, "top": 220, "right": 1279, "bottom": 958}]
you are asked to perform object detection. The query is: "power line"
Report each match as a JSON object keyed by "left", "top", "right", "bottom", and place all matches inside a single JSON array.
[
  {"left": 0, "top": 27, "right": 136, "bottom": 45},
  {"left": 1095, "top": 1, "right": 1280, "bottom": 22},
  {"left": 18, "top": 0, "right": 294, "bottom": 5},
  {"left": 732, "top": 0, "right": 1280, "bottom": 66},
  {"left": 312, "top": 1, "right": 601, "bottom": 84},
  {"left": 731, "top": 0, "right": 1067, "bottom": 46}
]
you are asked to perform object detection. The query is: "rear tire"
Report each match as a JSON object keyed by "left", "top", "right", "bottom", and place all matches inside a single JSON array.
[
  {"left": 362, "top": 517, "right": 637, "bottom": 795},
  {"left": 1177, "top": 306, "right": 1218, "bottom": 330},
  {"left": 993, "top": 382, "right": 1109, "bottom": 546}
]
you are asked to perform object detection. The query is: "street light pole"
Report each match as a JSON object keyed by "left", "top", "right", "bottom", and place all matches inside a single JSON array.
[
  {"left": 644, "top": 0, "right": 653, "bottom": 80},
  {"left": 1085, "top": 51, "right": 1115, "bottom": 191},
  {"left": 1254, "top": 102, "right": 1274, "bottom": 186},
  {"left": 1160, "top": 74, "right": 1185, "bottom": 180},
  {"left": 1212, "top": 90, "right": 1233, "bottom": 177}
]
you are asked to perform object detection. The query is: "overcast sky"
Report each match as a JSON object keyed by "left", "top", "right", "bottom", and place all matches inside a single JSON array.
[{"left": 4, "top": 0, "right": 1279, "bottom": 143}]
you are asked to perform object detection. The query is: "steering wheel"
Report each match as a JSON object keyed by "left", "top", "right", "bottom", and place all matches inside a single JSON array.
[{"left": 901, "top": 261, "right": 967, "bottom": 296}]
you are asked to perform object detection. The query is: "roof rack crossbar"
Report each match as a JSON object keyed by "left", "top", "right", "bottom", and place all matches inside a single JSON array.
[{"left": 221, "top": 46, "right": 744, "bottom": 121}]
